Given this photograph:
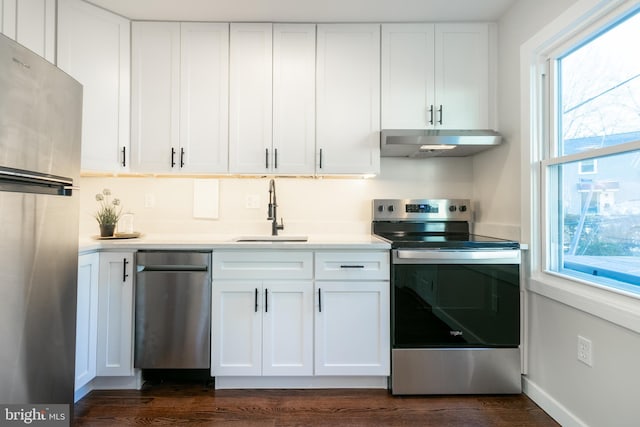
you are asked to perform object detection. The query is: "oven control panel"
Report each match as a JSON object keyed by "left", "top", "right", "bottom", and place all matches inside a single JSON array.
[{"left": 372, "top": 199, "right": 471, "bottom": 221}]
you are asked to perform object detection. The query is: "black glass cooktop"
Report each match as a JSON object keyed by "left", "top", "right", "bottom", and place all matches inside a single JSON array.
[{"left": 374, "top": 232, "right": 520, "bottom": 249}]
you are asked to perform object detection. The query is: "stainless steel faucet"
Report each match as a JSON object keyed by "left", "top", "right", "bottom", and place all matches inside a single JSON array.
[{"left": 267, "top": 179, "right": 284, "bottom": 236}]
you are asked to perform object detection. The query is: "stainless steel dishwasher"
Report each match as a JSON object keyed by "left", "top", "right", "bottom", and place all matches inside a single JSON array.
[{"left": 135, "top": 251, "right": 212, "bottom": 369}]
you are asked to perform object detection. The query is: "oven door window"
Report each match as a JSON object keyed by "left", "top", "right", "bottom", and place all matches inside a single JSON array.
[{"left": 393, "top": 264, "right": 520, "bottom": 348}]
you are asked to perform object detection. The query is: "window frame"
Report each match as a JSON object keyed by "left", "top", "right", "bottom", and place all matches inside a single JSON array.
[
  {"left": 520, "top": 0, "right": 640, "bottom": 333},
  {"left": 541, "top": 6, "right": 640, "bottom": 294}
]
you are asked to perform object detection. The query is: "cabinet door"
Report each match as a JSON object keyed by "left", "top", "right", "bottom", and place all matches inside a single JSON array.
[
  {"left": 131, "top": 21, "right": 180, "bottom": 173},
  {"left": 1, "top": 0, "right": 56, "bottom": 62},
  {"left": 75, "top": 253, "right": 99, "bottom": 390},
  {"left": 96, "top": 252, "right": 134, "bottom": 376},
  {"left": 212, "top": 281, "right": 262, "bottom": 376},
  {"left": 272, "top": 23, "right": 316, "bottom": 174},
  {"left": 58, "top": 0, "right": 130, "bottom": 173},
  {"left": 381, "top": 24, "right": 435, "bottom": 129},
  {"left": 180, "top": 22, "right": 229, "bottom": 173},
  {"left": 262, "top": 281, "right": 313, "bottom": 376},
  {"left": 316, "top": 24, "right": 380, "bottom": 175},
  {"left": 229, "top": 23, "right": 273, "bottom": 174},
  {"left": 315, "top": 281, "right": 390, "bottom": 376},
  {"left": 434, "top": 24, "right": 491, "bottom": 129}
]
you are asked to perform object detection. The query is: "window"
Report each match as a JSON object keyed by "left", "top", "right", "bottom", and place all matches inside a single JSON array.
[{"left": 544, "top": 7, "right": 640, "bottom": 292}]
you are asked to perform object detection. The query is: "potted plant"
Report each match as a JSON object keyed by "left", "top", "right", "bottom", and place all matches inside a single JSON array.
[{"left": 95, "top": 189, "right": 121, "bottom": 237}]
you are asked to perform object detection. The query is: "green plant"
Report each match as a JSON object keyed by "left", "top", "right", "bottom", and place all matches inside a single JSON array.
[{"left": 94, "top": 188, "right": 121, "bottom": 225}]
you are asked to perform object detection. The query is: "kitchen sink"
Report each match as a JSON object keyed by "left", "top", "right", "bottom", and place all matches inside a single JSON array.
[{"left": 233, "top": 235, "right": 308, "bottom": 242}]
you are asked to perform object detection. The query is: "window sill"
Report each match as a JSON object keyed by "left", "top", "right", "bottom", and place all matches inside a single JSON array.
[{"left": 528, "top": 271, "right": 640, "bottom": 334}]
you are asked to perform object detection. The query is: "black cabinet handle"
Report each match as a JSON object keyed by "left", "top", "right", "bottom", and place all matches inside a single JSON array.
[
  {"left": 319, "top": 148, "right": 323, "bottom": 169},
  {"left": 340, "top": 265, "right": 365, "bottom": 269},
  {"left": 265, "top": 148, "right": 269, "bottom": 169},
  {"left": 180, "top": 147, "right": 185, "bottom": 168},
  {"left": 121, "top": 146, "right": 126, "bottom": 167},
  {"left": 437, "top": 105, "right": 443, "bottom": 125},
  {"left": 318, "top": 288, "right": 322, "bottom": 313},
  {"left": 274, "top": 148, "right": 278, "bottom": 169},
  {"left": 254, "top": 288, "right": 258, "bottom": 312},
  {"left": 122, "top": 258, "right": 129, "bottom": 282},
  {"left": 171, "top": 147, "right": 176, "bottom": 168},
  {"left": 265, "top": 288, "right": 268, "bottom": 313},
  {"left": 428, "top": 105, "right": 434, "bottom": 125}
]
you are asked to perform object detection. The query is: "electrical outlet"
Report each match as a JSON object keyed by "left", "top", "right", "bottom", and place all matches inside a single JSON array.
[
  {"left": 245, "top": 195, "right": 260, "bottom": 209},
  {"left": 144, "top": 193, "right": 155, "bottom": 208},
  {"left": 577, "top": 335, "right": 593, "bottom": 367}
]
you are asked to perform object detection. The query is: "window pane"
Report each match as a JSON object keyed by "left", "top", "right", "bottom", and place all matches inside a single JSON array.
[
  {"left": 559, "top": 11, "right": 640, "bottom": 156},
  {"left": 550, "top": 150, "right": 640, "bottom": 288}
]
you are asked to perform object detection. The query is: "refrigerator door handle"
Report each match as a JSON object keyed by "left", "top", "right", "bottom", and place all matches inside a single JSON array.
[{"left": 0, "top": 166, "right": 75, "bottom": 196}]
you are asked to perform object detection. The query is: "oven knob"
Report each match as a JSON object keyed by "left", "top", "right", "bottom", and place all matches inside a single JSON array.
[
  {"left": 449, "top": 205, "right": 457, "bottom": 212},
  {"left": 459, "top": 205, "right": 467, "bottom": 212},
  {"left": 388, "top": 205, "right": 395, "bottom": 212},
  {"left": 377, "top": 205, "right": 384, "bottom": 212}
]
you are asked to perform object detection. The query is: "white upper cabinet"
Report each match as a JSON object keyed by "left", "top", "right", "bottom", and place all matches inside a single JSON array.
[
  {"left": 1, "top": 0, "right": 55, "bottom": 62},
  {"left": 57, "top": 0, "right": 130, "bottom": 173},
  {"left": 316, "top": 24, "right": 381, "bottom": 175},
  {"left": 382, "top": 23, "right": 493, "bottom": 130},
  {"left": 272, "top": 23, "right": 316, "bottom": 175},
  {"left": 180, "top": 23, "right": 229, "bottom": 173},
  {"left": 229, "top": 23, "right": 316, "bottom": 175},
  {"left": 131, "top": 21, "right": 180, "bottom": 173},
  {"left": 381, "top": 24, "right": 435, "bottom": 130},
  {"left": 228, "top": 23, "right": 273, "bottom": 174},
  {"left": 131, "top": 21, "right": 229, "bottom": 173}
]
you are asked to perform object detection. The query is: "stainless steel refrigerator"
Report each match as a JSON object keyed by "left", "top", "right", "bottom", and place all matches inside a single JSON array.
[{"left": 0, "top": 34, "right": 82, "bottom": 405}]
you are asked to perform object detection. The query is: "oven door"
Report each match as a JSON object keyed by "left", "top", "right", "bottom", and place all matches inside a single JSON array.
[{"left": 392, "top": 249, "right": 520, "bottom": 349}]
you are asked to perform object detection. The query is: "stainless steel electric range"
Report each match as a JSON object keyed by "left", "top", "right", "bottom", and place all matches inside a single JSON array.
[{"left": 372, "top": 199, "right": 522, "bottom": 395}]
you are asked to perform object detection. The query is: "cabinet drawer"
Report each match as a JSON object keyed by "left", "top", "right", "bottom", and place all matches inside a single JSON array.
[
  {"left": 213, "top": 251, "right": 313, "bottom": 279},
  {"left": 315, "top": 252, "right": 390, "bottom": 280}
]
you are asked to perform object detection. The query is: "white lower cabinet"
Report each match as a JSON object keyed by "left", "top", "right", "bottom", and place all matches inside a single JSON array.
[
  {"left": 314, "top": 281, "right": 390, "bottom": 376},
  {"left": 314, "top": 251, "right": 390, "bottom": 376},
  {"left": 96, "top": 251, "right": 135, "bottom": 376},
  {"left": 212, "top": 280, "right": 313, "bottom": 376},
  {"left": 211, "top": 251, "right": 314, "bottom": 377},
  {"left": 211, "top": 249, "right": 390, "bottom": 383},
  {"left": 75, "top": 253, "right": 99, "bottom": 391}
]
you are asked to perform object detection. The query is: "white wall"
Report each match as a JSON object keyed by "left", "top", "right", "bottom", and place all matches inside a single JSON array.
[
  {"left": 79, "top": 157, "right": 473, "bottom": 237},
  {"left": 472, "top": 0, "right": 578, "bottom": 241},
  {"left": 504, "top": 1, "right": 640, "bottom": 426}
]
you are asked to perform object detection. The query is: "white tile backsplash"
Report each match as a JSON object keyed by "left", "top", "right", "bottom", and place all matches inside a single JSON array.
[{"left": 78, "top": 157, "right": 475, "bottom": 238}]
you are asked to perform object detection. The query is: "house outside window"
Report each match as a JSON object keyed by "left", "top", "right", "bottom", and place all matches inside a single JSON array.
[
  {"left": 578, "top": 159, "right": 597, "bottom": 174},
  {"left": 544, "top": 7, "right": 640, "bottom": 291}
]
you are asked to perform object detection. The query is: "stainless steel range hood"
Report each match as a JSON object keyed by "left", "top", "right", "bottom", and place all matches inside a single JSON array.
[{"left": 381, "top": 129, "right": 502, "bottom": 158}]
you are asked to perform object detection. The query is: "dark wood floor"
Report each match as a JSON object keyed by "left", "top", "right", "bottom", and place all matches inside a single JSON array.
[{"left": 73, "top": 381, "right": 559, "bottom": 426}]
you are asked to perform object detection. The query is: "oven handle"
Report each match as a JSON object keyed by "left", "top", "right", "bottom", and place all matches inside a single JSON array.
[{"left": 393, "top": 249, "right": 520, "bottom": 264}]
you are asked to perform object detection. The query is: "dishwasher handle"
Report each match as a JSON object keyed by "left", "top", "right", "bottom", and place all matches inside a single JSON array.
[{"left": 137, "top": 264, "right": 209, "bottom": 272}]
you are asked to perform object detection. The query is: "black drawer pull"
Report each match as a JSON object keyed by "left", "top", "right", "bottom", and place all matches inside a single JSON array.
[
  {"left": 340, "top": 265, "right": 365, "bottom": 269},
  {"left": 318, "top": 288, "right": 322, "bottom": 313},
  {"left": 254, "top": 288, "right": 258, "bottom": 313}
]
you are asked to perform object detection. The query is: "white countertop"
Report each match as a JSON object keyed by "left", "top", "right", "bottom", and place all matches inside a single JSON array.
[{"left": 79, "top": 233, "right": 391, "bottom": 253}]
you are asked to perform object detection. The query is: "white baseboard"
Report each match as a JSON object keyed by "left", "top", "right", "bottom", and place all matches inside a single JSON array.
[
  {"left": 74, "top": 383, "right": 93, "bottom": 403},
  {"left": 523, "top": 377, "right": 587, "bottom": 427},
  {"left": 215, "top": 376, "right": 388, "bottom": 390}
]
